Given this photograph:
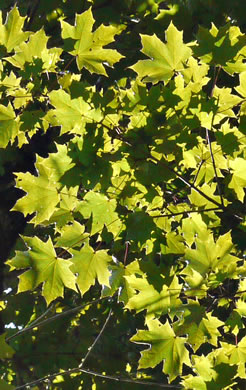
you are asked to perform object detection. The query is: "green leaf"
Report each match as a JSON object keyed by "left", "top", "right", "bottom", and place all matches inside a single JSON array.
[
  {"left": 7, "top": 236, "right": 77, "bottom": 305},
  {"left": 44, "top": 89, "right": 92, "bottom": 134},
  {"left": 12, "top": 171, "right": 60, "bottom": 225},
  {"left": 228, "top": 157, "right": 246, "bottom": 202},
  {"left": 102, "top": 260, "right": 142, "bottom": 303},
  {"left": 61, "top": 8, "right": 124, "bottom": 74},
  {"left": 186, "top": 313, "right": 224, "bottom": 351},
  {"left": 193, "top": 23, "right": 246, "bottom": 71},
  {"left": 0, "top": 6, "right": 30, "bottom": 52},
  {"left": 35, "top": 143, "right": 75, "bottom": 182},
  {"left": 0, "top": 102, "right": 18, "bottom": 147},
  {"left": 0, "top": 379, "right": 15, "bottom": 390},
  {"left": 185, "top": 233, "right": 216, "bottom": 276},
  {"left": 70, "top": 244, "right": 112, "bottom": 294},
  {"left": 77, "top": 191, "right": 122, "bottom": 237},
  {"left": 126, "top": 273, "right": 182, "bottom": 318},
  {"left": 131, "top": 319, "right": 190, "bottom": 382},
  {"left": 130, "top": 22, "right": 192, "bottom": 84},
  {"left": 235, "top": 71, "right": 246, "bottom": 98},
  {"left": 185, "top": 231, "right": 236, "bottom": 278},
  {"left": 0, "top": 333, "right": 15, "bottom": 359},
  {"left": 126, "top": 211, "right": 156, "bottom": 245},
  {"left": 55, "top": 221, "right": 89, "bottom": 248},
  {"left": 229, "top": 337, "right": 246, "bottom": 364},
  {"left": 6, "top": 29, "right": 62, "bottom": 72}
]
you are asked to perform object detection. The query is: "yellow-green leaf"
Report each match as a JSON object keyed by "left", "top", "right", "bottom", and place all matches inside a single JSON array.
[
  {"left": 131, "top": 319, "right": 190, "bottom": 382},
  {"left": 70, "top": 244, "right": 112, "bottom": 294},
  {"left": 129, "top": 22, "right": 192, "bottom": 84},
  {"left": 0, "top": 333, "right": 15, "bottom": 359},
  {"left": 7, "top": 236, "right": 77, "bottom": 305},
  {"left": 61, "top": 8, "right": 124, "bottom": 75}
]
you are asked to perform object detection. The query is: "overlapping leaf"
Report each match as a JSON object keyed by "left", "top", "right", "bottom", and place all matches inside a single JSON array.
[
  {"left": 7, "top": 236, "right": 77, "bottom": 304},
  {"left": 61, "top": 8, "right": 124, "bottom": 74},
  {"left": 0, "top": 6, "right": 31, "bottom": 52},
  {"left": 0, "top": 102, "right": 19, "bottom": 147},
  {"left": 6, "top": 29, "right": 62, "bottom": 72},
  {"left": 131, "top": 319, "right": 190, "bottom": 382},
  {"left": 77, "top": 191, "right": 122, "bottom": 236},
  {"left": 130, "top": 22, "right": 192, "bottom": 84},
  {"left": 69, "top": 244, "right": 112, "bottom": 294}
]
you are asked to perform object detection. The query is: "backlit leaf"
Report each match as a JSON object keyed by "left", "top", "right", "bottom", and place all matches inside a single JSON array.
[
  {"left": 61, "top": 8, "right": 124, "bottom": 75},
  {"left": 13, "top": 172, "right": 60, "bottom": 225},
  {"left": 131, "top": 319, "right": 190, "bottom": 382},
  {"left": 7, "top": 236, "right": 77, "bottom": 305},
  {"left": 0, "top": 6, "right": 30, "bottom": 52},
  {"left": 0, "top": 333, "right": 15, "bottom": 359},
  {"left": 130, "top": 22, "right": 192, "bottom": 84},
  {"left": 77, "top": 191, "right": 122, "bottom": 237},
  {"left": 70, "top": 244, "right": 112, "bottom": 294}
]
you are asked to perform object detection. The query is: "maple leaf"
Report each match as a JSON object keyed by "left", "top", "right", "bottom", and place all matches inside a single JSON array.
[
  {"left": 77, "top": 191, "right": 122, "bottom": 237},
  {"left": 0, "top": 6, "right": 31, "bottom": 52},
  {"left": 193, "top": 23, "right": 246, "bottom": 73},
  {"left": 228, "top": 158, "right": 246, "bottom": 202},
  {"left": 102, "top": 260, "right": 143, "bottom": 304},
  {"left": 44, "top": 89, "right": 92, "bottom": 134},
  {"left": 12, "top": 144, "right": 75, "bottom": 225},
  {"left": 55, "top": 221, "right": 89, "bottom": 249},
  {"left": 12, "top": 172, "right": 60, "bottom": 225},
  {"left": 69, "top": 244, "right": 112, "bottom": 294},
  {"left": 131, "top": 319, "right": 190, "bottom": 382},
  {"left": 61, "top": 8, "right": 124, "bottom": 75},
  {"left": 7, "top": 236, "right": 77, "bottom": 305},
  {"left": 185, "top": 231, "right": 237, "bottom": 279},
  {"left": 185, "top": 312, "right": 224, "bottom": 351},
  {"left": 0, "top": 333, "right": 15, "bottom": 359},
  {"left": 0, "top": 102, "right": 19, "bottom": 147},
  {"left": 129, "top": 22, "right": 192, "bottom": 84},
  {"left": 125, "top": 273, "right": 182, "bottom": 319},
  {"left": 229, "top": 337, "right": 246, "bottom": 364},
  {"left": 6, "top": 29, "right": 62, "bottom": 72}
]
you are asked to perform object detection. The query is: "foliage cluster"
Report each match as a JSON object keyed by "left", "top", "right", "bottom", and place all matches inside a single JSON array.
[{"left": 0, "top": 1, "right": 246, "bottom": 389}]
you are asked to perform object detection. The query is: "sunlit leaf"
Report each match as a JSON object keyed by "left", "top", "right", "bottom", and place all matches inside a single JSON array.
[
  {"left": 70, "top": 244, "right": 112, "bottom": 294},
  {"left": 130, "top": 22, "right": 192, "bottom": 84},
  {"left": 61, "top": 8, "right": 124, "bottom": 74},
  {"left": 131, "top": 319, "right": 190, "bottom": 382},
  {"left": 7, "top": 236, "right": 77, "bottom": 304}
]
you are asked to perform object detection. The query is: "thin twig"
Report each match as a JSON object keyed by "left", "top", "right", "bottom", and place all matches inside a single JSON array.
[
  {"left": 79, "top": 308, "right": 112, "bottom": 368},
  {"left": 152, "top": 207, "right": 220, "bottom": 218},
  {"left": 150, "top": 157, "right": 224, "bottom": 209},
  {"left": 123, "top": 241, "right": 130, "bottom": 267},
  {"left": 193, "top": 159, "right": 205, "bottom": 185},
  {"left": 206, "top": 127, "right": 224, "bottom": 207},
  {"left": 210, "top": 65, "right": 221, "bottom": 98},
  {"left": 25, "top": 302, "right": 55, "bottom": 328},
  {"left": 6, "top": 297, "right": 108, "bottom": 342},
  {"left": 205, "top": 66, "right": 224, "bottom": 207},
  {"left": 14, "top": 367, "right": 182, "bottom": 389}
]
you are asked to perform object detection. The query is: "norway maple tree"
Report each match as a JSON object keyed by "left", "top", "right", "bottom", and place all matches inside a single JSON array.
[{"left": 0, "top": 1, "right": 245, "bottom": 389}]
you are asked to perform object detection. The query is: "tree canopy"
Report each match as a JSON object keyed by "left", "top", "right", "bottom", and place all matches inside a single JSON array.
[{"left": 0, "top": 1, "right": 246, "bottom": 389}]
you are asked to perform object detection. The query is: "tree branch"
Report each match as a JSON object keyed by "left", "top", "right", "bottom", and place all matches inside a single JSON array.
[
  {"left": 79, "top": 308, "right": 112, "bottom": 368},
  {"left": 6, "top": 297, "right": 108, "bottom": 342},
  {"left": 150, "top": 156, "right": 224, "bottom": 209},
  {"left": 14, "top": 367, "right": 182, "bottom": 389},
  {"left": 152, "top": 207, "right": 220, "bottom": 218}
]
